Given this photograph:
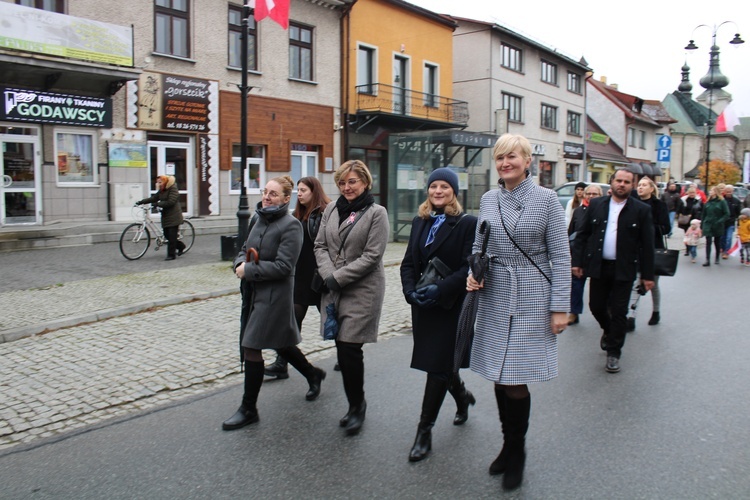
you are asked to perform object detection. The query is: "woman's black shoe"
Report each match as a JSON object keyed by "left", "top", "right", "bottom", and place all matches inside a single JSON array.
[
  {"left": 305, "top": 367, "right": 326, "bottom": 401},
  {"left": 345, "top": 401, "right": 367, "bottom": 436},
  {"left": 264, "top": 357, "right": 289, "bottom": 379},
  {"left": 408, "top": 425, "right": 432, "bottom": 462},
  {"left": 648, "top": 312, "right": 660, "bottom": 325},
  {"left": 222, "top": 406, "right": 259, "bottom": 430},
  {"left": 702, "top": 261, "right": 710, "bottom": 267}
]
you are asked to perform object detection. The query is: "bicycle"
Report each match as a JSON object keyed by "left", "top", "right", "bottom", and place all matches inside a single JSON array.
[{"left": 119, "top": 204, "right": 195, "bottom": 260}]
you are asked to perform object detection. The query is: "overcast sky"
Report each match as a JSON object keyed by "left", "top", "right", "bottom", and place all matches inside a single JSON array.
[{"left": 408, "top": 0, "right": 750, "bottom": 117}]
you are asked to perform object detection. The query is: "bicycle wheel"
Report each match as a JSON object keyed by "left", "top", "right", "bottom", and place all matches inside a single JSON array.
[
  {"left": 119, "top": 223, "right": 151, "bottom": 260},
  {"left": 178, "top": 219, "right": 195, "bottom": 254}
]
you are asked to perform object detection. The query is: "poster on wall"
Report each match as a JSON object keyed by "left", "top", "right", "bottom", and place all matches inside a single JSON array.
[
  {"left": 130, "top": 71, "right": 217, "bottom": 134},
  {"left": 108, "top": 143, "right": 147, "bottom": 167}
]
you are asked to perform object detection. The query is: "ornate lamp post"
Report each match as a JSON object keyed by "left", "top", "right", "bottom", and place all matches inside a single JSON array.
[
  {"left": 685, "top": 23, "right": 744, "bottom": 188},
  {"left": 236, "top": 3, "right": 253, "bottom": 247}
]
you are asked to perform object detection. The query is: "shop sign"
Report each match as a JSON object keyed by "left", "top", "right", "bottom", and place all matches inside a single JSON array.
[
  {"left": 587, "top": 132, "right": 610, "bottom": 144},
  {"left": 563, "top": 141, "right": 584, "bottom": 159},
  {"left": 450, "top": 131, "right": 495, "bottom": 148},
  {"left": 531, "top": 143, "right": 546, "bottom": 156},
  {"left": 108, "top": 143, "right": 147, "bottom": 167},
  {"left": 0, "top": 2, "right": 133, "bottom": 66},
  {"left": 130, "top": 72, "right": 217, "bottom": 134},
  {"left": 1, "top": 87, "right": 112, "bottom": 127}
]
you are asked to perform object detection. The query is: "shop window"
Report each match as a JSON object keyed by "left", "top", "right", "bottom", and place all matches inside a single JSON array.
[
  {"left": 289, "top": 23, "right": 313, "bottom": 81},
  {"left": 16, "top": 0, "right": 64, "bottom": 13},
  {"left": 228, "top": 5, "right": 257, "bottom": 71},
  {"left": 231, "top": 144, "right": 265, "bottom": 194},
  {"left": 154, "top": 0, "right": 190, "bottom": 58},
  {"left": 55, "top": 130, "right": 97, "bottom": 185}
]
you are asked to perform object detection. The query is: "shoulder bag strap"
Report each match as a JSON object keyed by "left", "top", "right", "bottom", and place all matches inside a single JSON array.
[{"left": 497, "top": 191, "right": 551, "bottom": 283}]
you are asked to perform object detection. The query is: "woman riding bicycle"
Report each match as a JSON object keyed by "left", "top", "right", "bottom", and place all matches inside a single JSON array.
[{"left": 136, "top": 175, "right": 185, "bottom": 260}]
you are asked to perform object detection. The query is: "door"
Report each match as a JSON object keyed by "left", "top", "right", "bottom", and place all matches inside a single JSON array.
[
  {"left": 148, "top": 140, "right": 193, "bottom": 217},
  {"left": 291, "top": 150, "right": 318, "bottom": 209},
  {"left": 1, "top": 126, "right": 41, "bottom": 225},
  {"left": 393, "top": 56, "right": 408, "bottom": 115}
]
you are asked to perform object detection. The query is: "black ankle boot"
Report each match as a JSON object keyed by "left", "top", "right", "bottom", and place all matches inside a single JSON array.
[
  {"left": 222, "top": 405, "right": 259, "bottom": 430},
  {"left": 448, "top": 375, "right": 476, "bottom": 425},
  {"left": 345, "top": 400, "right": 367, "bottom": 436},
  {"left": 503, "top": 440, "right": 527, "bottom": 490},
  {"left": 648, "top": 311, "right": 660, "bottom": 325},
  {"left": 223, "top": 360, "right": 263, "bottom": 430},
  {"left": 305, "top": 367, "right": 326, "bottom": 401},
  {"left": 501, "top": 395, "right": 530, "bottom": 491},
  {"left": 408, "top": 423, "right": 432, "bottom": 462},
  {"left": 264, "top": 355, "right": 289, "bottom": 379}
]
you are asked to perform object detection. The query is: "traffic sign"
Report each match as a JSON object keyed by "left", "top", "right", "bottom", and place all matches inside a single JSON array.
[
  {"left": 658, "top": 135, "right": 672, "bottom": 149},
  {"left": 657, "top": 149, "right": 671, "bottom": 162}
]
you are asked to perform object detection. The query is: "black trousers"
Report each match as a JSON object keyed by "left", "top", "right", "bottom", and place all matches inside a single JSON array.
[
  {"left": 163, "top": 225, "right": 179, "bottom": 258},
  {"left": 588, "top": 260, "right": 635, "bottom": 358}
]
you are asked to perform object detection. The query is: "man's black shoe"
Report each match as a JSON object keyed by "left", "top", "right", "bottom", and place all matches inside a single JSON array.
[{"left": 606, "top": 356, "right": 620, "bottom": 373}]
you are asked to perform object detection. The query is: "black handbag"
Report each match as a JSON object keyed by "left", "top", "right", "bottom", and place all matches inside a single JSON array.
[
  {"left": 416, "top": 256, "right": 452, "bottom": 289},
  {"left": 310, "top": 269, "right": 325, "bottom": 293},
  {"left": 654, "top": 234, "right": 679, "bottom": 277}
]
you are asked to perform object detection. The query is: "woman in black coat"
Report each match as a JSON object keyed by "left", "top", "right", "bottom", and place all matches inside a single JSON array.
[
  {"left": 136, "top": 175, "right": 184, "bottom": 260},
  {"left": 399, "top": 168, "right": 478, "bottom": 462},
  {"left": 264, "top": 176, "right": 331, "bottom": 380},
  {"left": 632, "top": 177, "right": 671, "bottom": 327}
]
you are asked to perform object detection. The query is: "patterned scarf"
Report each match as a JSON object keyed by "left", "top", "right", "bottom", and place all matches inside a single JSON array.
[{"left": 425, "top": 213, "right": 446, "bottom": 246}]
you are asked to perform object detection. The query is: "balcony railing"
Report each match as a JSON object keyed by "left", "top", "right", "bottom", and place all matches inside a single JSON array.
[{"left": 355, "top": 83, "right": 468, "bottom": 127}]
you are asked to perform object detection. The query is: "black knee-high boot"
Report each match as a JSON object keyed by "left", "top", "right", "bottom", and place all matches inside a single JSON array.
[
  {"left": 447, "top": 373, "right": 476, "bottom": 425},
  {"left": 409, "top": 374, "right": 448, "bottom": 462},
  {"left": 222, "top": 360, "right": 263, "bottom": 430},
  {"left": 336, "top": 341, "right": 366, "bottom": 435},
  {"left": 502, "top": 394, "right": 530, "bottom": 491},
  {"left": 276, "top": 345, "right": 326, "bottom": 401},
  {"left": 489, "top": 385, "right": 509, "bottom": 475}
]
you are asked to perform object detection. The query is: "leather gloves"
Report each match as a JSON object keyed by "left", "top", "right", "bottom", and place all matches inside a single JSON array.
[
  {"left": 405, "top": 290, "right": 419, "bottom": 305},
  {"left": 325, "top": 275, "right": 341, "bottom": 292},
  {"left": 413, "top": 284, "right": 440, "bottom": 308}
]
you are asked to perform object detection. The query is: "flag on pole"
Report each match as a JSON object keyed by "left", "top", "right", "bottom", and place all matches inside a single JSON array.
[
  {"left": 248, "top": 0, "right": 290, "bottom": 29},
  {"left": 715, "top": 105, "right": 740, "bottom": 133}
]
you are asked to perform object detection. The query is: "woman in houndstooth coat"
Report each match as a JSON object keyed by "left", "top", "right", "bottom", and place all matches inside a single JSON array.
[{"left": 466, "top": 134, "right": 570, "bottom": 491}]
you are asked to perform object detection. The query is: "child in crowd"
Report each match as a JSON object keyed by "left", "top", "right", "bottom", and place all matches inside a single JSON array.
[
  {"left": 738, "top": 208, "right": 750, "bottom": 266},
  {"left": 684, "top": 219, "right": 702, "bottom": 263}
]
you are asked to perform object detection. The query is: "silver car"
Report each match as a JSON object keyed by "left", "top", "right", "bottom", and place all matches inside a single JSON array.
[{"left": 553, "top": 181, "right": 610, "bottom": 208}]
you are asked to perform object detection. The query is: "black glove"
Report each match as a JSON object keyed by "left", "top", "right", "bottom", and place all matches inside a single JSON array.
[
  {"left": 405, "top": 290, "right": 419, "bottom": 305},
  {"left": 325, "top": 275, "right": 341, "bottom": 292},
  {"left": 413, "top": 285, "right": 440, "bottom": 308},
  {"left": 135, "top": 200, "right": 143, "bottom": 206}
]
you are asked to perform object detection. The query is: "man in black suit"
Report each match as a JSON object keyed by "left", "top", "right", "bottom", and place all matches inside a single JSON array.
[{"left": 571, "top": 169, "right": 655, "bottom": 373}]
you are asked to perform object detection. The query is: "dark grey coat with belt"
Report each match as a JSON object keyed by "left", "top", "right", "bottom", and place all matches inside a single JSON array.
[{"left": 234, "top": 204, "right": 303, "bottom": 350}]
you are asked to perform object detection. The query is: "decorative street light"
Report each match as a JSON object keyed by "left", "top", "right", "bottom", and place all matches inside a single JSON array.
[
  {"left": 685, "top": 23, "right": 744, "bottom": 189},
  {"left": 236, "top": 3, "right": 253, "bottom": 248}
]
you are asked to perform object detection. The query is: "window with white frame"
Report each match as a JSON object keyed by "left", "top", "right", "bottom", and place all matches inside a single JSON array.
[
  {"left": 289, "top": 22, "right": 313, "bottom": 81},
  {"left": 639, "top": 130, "right": 646, "bottom": 149},
  {"left": 55, "top": 129, "right": 97, "bottom": 185},
  {"left": 628, "top": 127, "right": 637, "bottom": 147},
  {"left": 16, "top": 0, "right": 64, "bottom": 12},
  {"left": 357, "top": 44, "right": 376, "bottom": 94},
  {"left": 228, "top": 5, "right": 257, "bottom": 70},
  {"left": 501, "top": 43, "right": 522, "bottom": 72},
  {"left": 567, "top": 71, "right": 582, "bottom": 94},
  {"left": 423, "top": 62, "right": 438, "bottom": 107},
  {"left": 502, "top": 92, "right": 523, "bottom": 122},
  {"left": 541, "top": 104, "right": 557, "bottom": 130},
  {"left": 154, "top": 0, "right": 189, "bottom": 58},
  {"left": 230, "top": 144, "right": 265, "bottom": 194},
  {"left": 541, "top": 60, "right": 557, "bottom": 85},
  {"left": 567, "top": 111, "right": 581, "bottom": 135}
]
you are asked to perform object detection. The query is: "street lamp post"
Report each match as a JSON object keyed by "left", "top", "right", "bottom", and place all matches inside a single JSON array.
[
  {"left": 236, "top": 3, "right": 252, "bottom": 248},
  {"left": 685, "top": 23, "right": 744, "bottom": 189}
]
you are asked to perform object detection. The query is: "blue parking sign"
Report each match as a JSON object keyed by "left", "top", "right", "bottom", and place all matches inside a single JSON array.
[{"left": 657, "top": 148, "right": 671, "bottom": 162}]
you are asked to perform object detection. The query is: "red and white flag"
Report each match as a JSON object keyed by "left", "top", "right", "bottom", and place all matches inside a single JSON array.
[
  {"left": 728, "top": 239, "right": 741, "bottom": 257},
  {"left": 715, "top": 105, "right": 740, "bottom": 133},
  {"left": 248, "top": 0, "right": 290, "bottom": 29}
]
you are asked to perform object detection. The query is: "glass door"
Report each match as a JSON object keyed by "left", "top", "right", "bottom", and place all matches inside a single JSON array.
[
  {"left": 291, "top": 150, "right": 318, "bottom": 209},
  {"left": 1, "top": 128, "right": 41, "bottom": 225},
  {"left": 148, "top": 140, "right": 193, "bottom": 217}
]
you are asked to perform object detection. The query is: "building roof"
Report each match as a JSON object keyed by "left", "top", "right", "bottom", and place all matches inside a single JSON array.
[
  {"left": 586, "top": 117, "right": 629, "bottom": 164},
  {"left": 588, "top": 78, "right": 660, "bottom": 128},
  {"left": 643, "top": 100, "right": 678, "bottom": 125},
  {"left": 384, "top": 0, "right": 458, "bottom": 29}
]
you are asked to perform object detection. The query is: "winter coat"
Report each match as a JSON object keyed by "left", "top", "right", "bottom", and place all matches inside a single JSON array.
[
  {"left": 234, "top": 203, "right": 303, "bottom": 350},
  {"left": 400, "top": 212, "right": 477, "bottom": 373},
  {"left": 294, "top": 207, "right": 324, "bottom": 307},
  {"left": 571, "top": 195, "right": 655, "bottom": 282},
  {"left": 138, "top": 177, "right": 183, "bottom": 228},
  {"left": 640, "top": 196, "right": 671, "bottom": 249},
  {"left": 677, "top": 196, "right": 702, "bottom": 231},
  {"left": 700, "top": 197, "right": 729, "bottom": 238},
  {"left": 661, "top": 189, "right": 684, "bottom": 213},
  {"left": 315, "top": 201, "right": 389, "bottom": 344},
  {"left": 723, "top": 195, "right": 741, "bottom": 228},
  {"left": 738, "top": 217, "right": 750, "bottom": 244},
  {"left": 470, "top": 177, "right": 570, "bottom": 385}
]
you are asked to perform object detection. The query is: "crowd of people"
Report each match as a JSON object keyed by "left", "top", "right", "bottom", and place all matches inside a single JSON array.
[{"left": 218, "top": 135, "right": 747, "bottom": 492}]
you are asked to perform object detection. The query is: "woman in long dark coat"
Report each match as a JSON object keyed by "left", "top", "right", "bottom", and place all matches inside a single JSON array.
[
  {"left": 701, "top": 185, "right": 730, "bottom": 267},
  {"left": 400, "top": 167, "right": 478, "bottom": 462},
  {"left": 136, "top": 175, "right": 184, "bottom": 260},
  {"left": 222, "top": 176, "right": 326, "bottom": 431},
  {"left": 264, "top": 176, "right": 331, "bottom": 383}
]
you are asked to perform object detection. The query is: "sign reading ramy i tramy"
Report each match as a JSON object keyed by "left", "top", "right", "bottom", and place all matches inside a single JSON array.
[
  {"left": 131, "top": 71, "right": 217, "bottom": 134},
  {"left": 1, "top": 87, "right": 112, "bottom": 127}
]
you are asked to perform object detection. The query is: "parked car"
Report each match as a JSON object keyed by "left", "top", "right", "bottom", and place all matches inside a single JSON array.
[
  {"left": 553, "top": 181, "right": 610, "bottom": 209},
  {"left": 733, "top": 186, "right": 748, "bottom": 203}
]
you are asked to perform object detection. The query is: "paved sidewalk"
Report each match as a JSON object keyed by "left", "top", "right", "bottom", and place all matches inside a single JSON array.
[{"left": 0, "top": 243, "right": 410, "bottom": 450}]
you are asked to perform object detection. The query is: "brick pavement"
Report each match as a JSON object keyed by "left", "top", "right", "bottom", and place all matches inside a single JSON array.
[{"left": 0, "top": 243, "right": 410, "bottom": 450}]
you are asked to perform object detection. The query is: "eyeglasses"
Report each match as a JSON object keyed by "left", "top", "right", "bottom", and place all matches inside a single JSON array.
[
  {"left": 337, "top": 178, "right": 362, "bottom": 188},
  {"left": 260, "top": 189, "right": 281, "bottom": 198}
]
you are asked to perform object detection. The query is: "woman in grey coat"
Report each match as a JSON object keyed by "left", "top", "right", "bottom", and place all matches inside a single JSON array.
[
  {"left": 466, "top": 134, "right": 570, "bottom": 491},
  {"left": 315, "top": 160, "right": 389, "bottom": 436},
  {"left": 222, "top": 176, "right": 326, "bottom": 431}
]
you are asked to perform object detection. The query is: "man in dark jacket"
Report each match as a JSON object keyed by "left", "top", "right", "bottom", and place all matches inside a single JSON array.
[
  {"left": 660, "top": 182, "right": 683, "bottom": 237},
  {"left": 721, "top": 185, "right": 742, "bottom": 259},
  {"left": 571, "top": 169, "right": 655, "bottom": 373}
]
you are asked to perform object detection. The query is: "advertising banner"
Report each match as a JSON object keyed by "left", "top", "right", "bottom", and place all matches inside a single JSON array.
[
  {"left": 108, "top": 143, "right": 148, "bottom": 167},
  {"left": 0, "top": 2, "right": 133, "bottom": 67},
  {"left": 1, "top": 87, "right": 112, "bottom": 127},
  {"left": 132, "top": 72, "right": 217, "bottom": 134}
]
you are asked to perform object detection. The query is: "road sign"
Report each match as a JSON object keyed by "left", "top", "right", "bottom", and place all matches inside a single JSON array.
[
  {"left": 657, "top": 149, "right": 671, "bottom": 162},
  {"left": 658, "top": 135, "right": 672, "bottom": 149}
]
